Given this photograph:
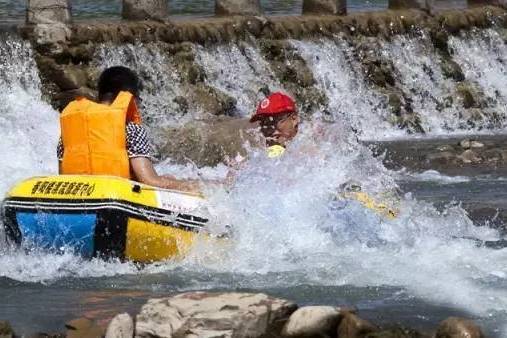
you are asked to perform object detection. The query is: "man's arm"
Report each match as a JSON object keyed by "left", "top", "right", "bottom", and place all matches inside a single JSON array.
[{"left": 130, "top": 157, "right": 201, "bottom": 193}]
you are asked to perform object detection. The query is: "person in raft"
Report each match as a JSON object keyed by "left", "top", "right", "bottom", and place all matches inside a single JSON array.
[
  {"left": 249, "top": 92, "right": 300, "bottom": 158},
  {"left": 57, "top": 66, "right": 199, "bottom": 193},
  {"left": 248, "top": 91, "right": 398, "bottom": 219}
]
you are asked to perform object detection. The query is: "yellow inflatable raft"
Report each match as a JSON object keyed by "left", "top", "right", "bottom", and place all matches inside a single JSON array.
[
  {"left": 2, "top": 175, "right": 215, "bottom": 263},
  {"left": 2, "top": 176, "right": 398, "bottom": 263}
]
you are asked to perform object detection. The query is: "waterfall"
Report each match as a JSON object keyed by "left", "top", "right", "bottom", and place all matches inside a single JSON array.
[
  {"left": 0, "top": 35, "right": 58, "bottom": 197},
  {"left": 292, "top": 38, "right": 394, "bottom": 138},
  {"left": 195, "top": 42, "right": 284, "bottom": 117}
]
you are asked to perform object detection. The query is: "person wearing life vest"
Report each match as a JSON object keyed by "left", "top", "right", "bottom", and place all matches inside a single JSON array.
[
  {"left": 249, "top": 92, "right": 300, "bottom": 158},
  {"left": 58, "top": 66, "right": 199, "bottom": 192}
]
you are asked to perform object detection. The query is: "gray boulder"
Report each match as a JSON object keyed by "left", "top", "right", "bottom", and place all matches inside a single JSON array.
[
  {"left": 27, "top": 0, "right": 71, "bottom": 24},
  {"left": 122, "top": 0, "right": 169, "bottom": 21},
  {"left": 336, "top": 312, "right": 378, "bottom": 338},
  {"left": 458, "top": 149, "right": 482, "bottom": 164},
  {"left": 302, "top": 0, "right": 347, "bottom": 15},
  {"left": 105, "top": 313, "right": 134, "bottom": 338},
  {"left": 281, "top": 306, "right": 342, "bottom": 337},
  {"left": 435, "top": 317, "right": 484, "bottom": 338},
  {"left": 135, "top": 292, "right": 297, "bottom": 338},
  {"left": 215, "top": 0, "right": 263, "bottom": 16}
]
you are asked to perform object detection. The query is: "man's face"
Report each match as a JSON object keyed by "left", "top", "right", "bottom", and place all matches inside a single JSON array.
[{"left": 274, "top": 111, "right": 300, "bottom": 142}]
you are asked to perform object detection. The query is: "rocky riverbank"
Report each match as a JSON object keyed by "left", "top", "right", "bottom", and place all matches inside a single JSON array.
[
  {"left": 367, "top": 134, "right": 507, "bottom": 176},
  {"left": 0, "top": 292, "right": 487, "bottom": 338}
]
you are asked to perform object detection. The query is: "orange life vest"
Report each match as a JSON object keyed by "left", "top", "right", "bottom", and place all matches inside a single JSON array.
[{"left": 60, "top": 91, "right": 141, "bottom": 179}]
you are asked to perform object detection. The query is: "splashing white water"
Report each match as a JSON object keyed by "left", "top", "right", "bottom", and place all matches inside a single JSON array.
[
  {"left": 396, "top": 169, "right": 471, "bottom": 184},
  {"left": 94, "top": 43, "right": 191, "bottom": 135},
  {"left": 0, "top": 36, "right": 58, "bottom": 200},
  {"left": 195, "top": 42, "right": 284, "bottom": 117},
  {"left": 449, "top": 29, "right": 507, "bottom": 126},
  {"left": 178, "top": 123, "right": 507, "bottom": 329},
  {"left": 380, "top": 33, "right": 463, "bottom": 133},
  {"left": 292, "top": 38, "right": 395, "bottom": 139}
]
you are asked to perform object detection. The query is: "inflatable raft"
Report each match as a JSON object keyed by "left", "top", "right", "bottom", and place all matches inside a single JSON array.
[{"left": 2, "top": 175, "right": 215, "bottom": 263}]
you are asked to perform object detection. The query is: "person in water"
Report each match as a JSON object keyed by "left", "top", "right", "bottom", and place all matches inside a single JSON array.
[
  {"left": 249, "top": 92, "right": 300, "bottom": 158},
  {"left": 57, "top": 66, "right": 199, "bottom": 192},
  {"left": 248, "top": 91, "right": 398, "bottom": 219}
]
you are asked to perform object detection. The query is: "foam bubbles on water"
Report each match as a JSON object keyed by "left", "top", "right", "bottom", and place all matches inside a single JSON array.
[
  {"left": 0, "top": 249, "right": 138, "bottom": 284},
  {"left": 396, "top": 169, "right": 471, "bottom": 184}
]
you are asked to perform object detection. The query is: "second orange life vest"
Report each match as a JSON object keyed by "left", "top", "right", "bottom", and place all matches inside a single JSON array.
[{"left": 60, "top": 91, "right": 141, "bottom": 179}]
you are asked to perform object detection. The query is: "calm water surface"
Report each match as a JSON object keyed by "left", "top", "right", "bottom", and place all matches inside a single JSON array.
[
  {"left": 0, "top": 0, "right": 470, "bottom": 22},
  {"left": 0, "top": 0, "right": 440, "bottom": 22}
]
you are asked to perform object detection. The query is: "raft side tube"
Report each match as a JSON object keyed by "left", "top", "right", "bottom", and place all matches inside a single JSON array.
[{"left": 2, "top": 175, "right": 212, "bottom": 262}]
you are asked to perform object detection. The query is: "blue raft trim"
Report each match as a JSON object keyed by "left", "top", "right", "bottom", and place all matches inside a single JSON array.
[
  {"left": 16, "top": 212, "right": 97, "bottom": 257},
  {"left": 3, "top": 197, "right": 210, "bottom": 260}
]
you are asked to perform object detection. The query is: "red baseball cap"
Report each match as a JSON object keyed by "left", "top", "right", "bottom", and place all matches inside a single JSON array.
[{"left": 250, "top": 92, "right": 296, "bottom": 122}]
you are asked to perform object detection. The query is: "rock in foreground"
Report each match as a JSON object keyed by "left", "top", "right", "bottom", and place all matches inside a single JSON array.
[
  {"left": 282, "top": 306, "right": 342, "bottom": 337},
  {"left": 135, "top": 292, "right": 297, "bottom": 338},
  {"left": 436, "top": 317, "right": 485, "bottom": 338},
  {"left": 105, "top": 313, "right": 134, "bottom": 338}
]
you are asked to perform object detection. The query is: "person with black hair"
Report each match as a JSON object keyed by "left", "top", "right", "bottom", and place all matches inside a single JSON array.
[{"left": 57, "top": 66, "right": 200, "bottom": 193}]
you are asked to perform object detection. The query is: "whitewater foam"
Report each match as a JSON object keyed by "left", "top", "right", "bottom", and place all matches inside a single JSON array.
[
  {"left": 0, "top": 36, "right": 58, "bottom": 203},
  {"left": 292, "top": 38, "right": 397, "bottom": 139},
  {"left": 195, "top": 42, "right": 284, "bottom": 117}
]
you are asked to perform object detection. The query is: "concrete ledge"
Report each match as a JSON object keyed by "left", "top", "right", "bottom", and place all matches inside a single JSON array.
[{"left": 19, "top": 6, "right": 506, "bottom": 47}]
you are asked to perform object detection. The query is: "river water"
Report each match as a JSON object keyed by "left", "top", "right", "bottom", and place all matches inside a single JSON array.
[
  {"left": 0, "top": 0, "right": 468, "bottom": 21},
  {"left": 0, "top": 12, "right": 506, "bottom": 338}
]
